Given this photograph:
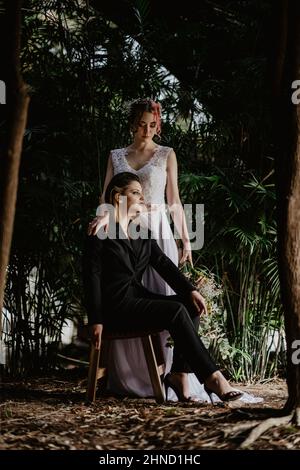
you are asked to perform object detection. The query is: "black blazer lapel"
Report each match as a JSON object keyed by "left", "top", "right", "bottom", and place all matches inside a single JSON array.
[
  {"left": 113, "top": 222, "right": 147, "bottom": 257},
  {"left": 114, "top": 222, "right": 134, "bottom": 253},
  {"left": 128, "top": 222, "right": 149, "bottom": 258},
  {"left": 130, "top": 237, "right": 143, "bottom": 257}
]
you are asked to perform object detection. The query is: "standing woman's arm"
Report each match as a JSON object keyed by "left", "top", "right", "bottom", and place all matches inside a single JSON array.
[
  {"left": 166, "top": 149, "right": 193, "bottom": 266},
  {"left": 82, "top": 236, "right": 104, "bottom": 349},
  {"left": 88, "top": 152, "right": 113, "bottom": 235},
  {"left": 99, "top": 152, "right": 114, "bottom": 204}
]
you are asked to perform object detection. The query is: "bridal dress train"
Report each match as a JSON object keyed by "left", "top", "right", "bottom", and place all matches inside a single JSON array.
[{"left": 98, "top": 145, "right": 262, "bottom": 404}]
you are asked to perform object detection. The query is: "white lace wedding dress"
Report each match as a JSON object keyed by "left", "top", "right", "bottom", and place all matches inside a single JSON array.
[{"left": 100, "top": 145, "right": 262, "bottom": 404}]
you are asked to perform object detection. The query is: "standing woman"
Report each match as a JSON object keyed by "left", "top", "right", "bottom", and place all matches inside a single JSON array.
[{"left": 89, "top": 98, "right": 197, "bottom": 401}]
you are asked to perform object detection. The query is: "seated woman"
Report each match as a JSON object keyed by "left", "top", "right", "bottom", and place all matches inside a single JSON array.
[{"left": 82, "top": 172, "right": 243, "bottom": 403}]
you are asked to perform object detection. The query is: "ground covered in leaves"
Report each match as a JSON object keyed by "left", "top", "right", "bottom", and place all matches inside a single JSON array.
[{"left": 1, "top": 371, "right": 299, "bottom": 450}]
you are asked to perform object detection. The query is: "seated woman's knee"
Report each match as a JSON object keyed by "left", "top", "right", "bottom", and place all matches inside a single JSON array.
[{"left": 165, "top": 300, "right": 189, "bottom": 323}]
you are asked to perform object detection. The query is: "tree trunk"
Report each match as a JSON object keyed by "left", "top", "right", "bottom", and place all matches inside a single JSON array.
[
  {"left": 0, "top": 0, "right": 30, "bottom": 342},
  {"left": 273, "top": 0, "right": 300, "bottom": 413}
]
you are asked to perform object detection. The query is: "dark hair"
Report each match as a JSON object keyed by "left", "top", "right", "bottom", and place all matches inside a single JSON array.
[
  {"left": 104, "top": 172, "right": 141, "bottom": 204},
  {"left": 127, "top": 98, "right": 162, "bottom": 135}
]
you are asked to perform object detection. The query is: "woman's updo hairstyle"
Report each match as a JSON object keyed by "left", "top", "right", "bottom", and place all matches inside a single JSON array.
[
  {"left": 104, "top": 172, "right": 141, "bottom": 205},
  {"left": 126, "top": 98, "right": 162, "bottom": 136}
]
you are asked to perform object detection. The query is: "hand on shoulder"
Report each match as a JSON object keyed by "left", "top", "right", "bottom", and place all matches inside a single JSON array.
[{"left": 87, "top": 211, "right": 110, "bottom": 235}]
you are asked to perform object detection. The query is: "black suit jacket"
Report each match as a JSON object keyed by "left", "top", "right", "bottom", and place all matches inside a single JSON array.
[{"left": 82, "top": 223, "right": 195, "bottom": 326}]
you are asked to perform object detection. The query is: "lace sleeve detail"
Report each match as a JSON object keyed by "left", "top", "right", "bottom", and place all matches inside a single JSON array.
[
  {"left": 111, "top": 148, "right": 128, "bottom": 175},
  {"left": 150, "top": 146, "right": 172, "bottom": 169}
]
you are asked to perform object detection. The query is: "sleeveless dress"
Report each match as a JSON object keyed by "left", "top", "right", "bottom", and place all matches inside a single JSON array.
[{"left": 100, "top": 145, "right": 263, "bottom": 404}]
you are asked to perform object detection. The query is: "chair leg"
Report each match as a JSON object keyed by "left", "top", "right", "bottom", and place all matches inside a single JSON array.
[
  {"left": 151, "top": 333, "right": 166, "bottom": 373},
  {"left": 141, "top": 335, "right": 165, "bottom": 404},
  {"left": 86, "top": 343, "right": 101, "bottom": 402}
]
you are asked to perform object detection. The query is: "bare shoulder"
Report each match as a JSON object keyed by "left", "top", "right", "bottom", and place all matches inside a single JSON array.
[
  {"left": 165, "top": 147, "right": 177, "bottom": 166},
  {"left": 106, "top": 151, "right": 113, "bottom": 165}
]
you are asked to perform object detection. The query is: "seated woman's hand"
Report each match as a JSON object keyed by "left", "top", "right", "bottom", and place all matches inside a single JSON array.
[
  {"left": 89, "top": 324, "right": 103, "bottom": 350},
  {"left": 87, "top": 212, "right": 109, "bottom": 236},
  {"left": 190, "top": 290, "right": 207, "bottom": 315}
]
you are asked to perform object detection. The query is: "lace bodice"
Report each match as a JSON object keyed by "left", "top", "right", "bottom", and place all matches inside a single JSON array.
[{"left": 111, "top": 145, "right": 172, "bottom": 204}]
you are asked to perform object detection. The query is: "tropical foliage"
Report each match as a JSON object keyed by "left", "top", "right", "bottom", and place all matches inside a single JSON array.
[{"left": 180, "top": 169, "right": 284, "bottom": 382}]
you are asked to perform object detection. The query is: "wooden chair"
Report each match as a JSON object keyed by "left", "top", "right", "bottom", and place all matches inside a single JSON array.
[{"left": 86, "top": 329, "right": 166, "bottom": 404}]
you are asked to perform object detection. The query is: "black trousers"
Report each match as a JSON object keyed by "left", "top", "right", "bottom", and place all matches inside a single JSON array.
[{"left": 105, "top": 289, "right": 218, "bottom": 384}]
